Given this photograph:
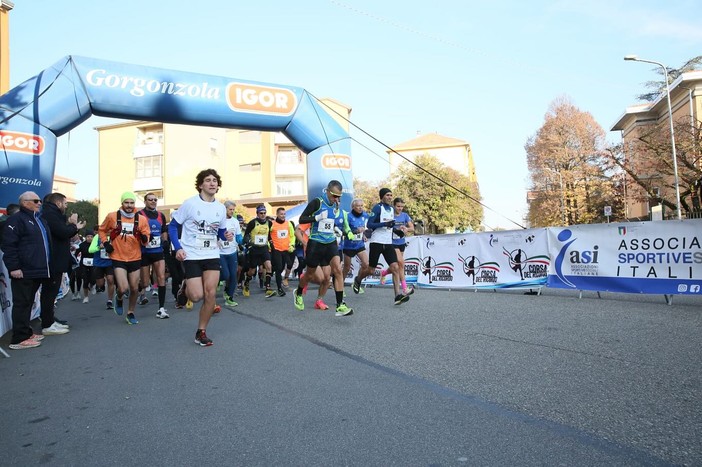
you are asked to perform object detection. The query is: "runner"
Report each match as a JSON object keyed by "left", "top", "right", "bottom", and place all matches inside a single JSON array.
[
  {"left": 242, "top": 205, "right": 274, "bottom": 298},
  {"left": 88, "top": 230, "right": 116, "bottom": 310},
  {"left": 138, "top": 192, "right": 170, "bottom": 319},
  {"left": 98, "top": 192, "right": 151, "bottom": 324},
  {"left": 219, "top": 201, "right": 243, "bottom": 307},
  {"left": 270, "top": 207, "right": 296, "bottom": 297},
  {"left": 352, "top": 187, "right": 410, "bottom": 305},
  {"left": 293, "top": 180, "right": 353, "bottom": 316},
  {"left": 378, "top": 197, "right": 415, "bottom": 295},
  {"left": 168, "top": 169, "right": 233, "bottom": 347},
  {"left": 343, "top": 198, "right": 370, "bottom": 294},
  {"left": 77, "top": 230, "right": 96, "bottom": 303}
]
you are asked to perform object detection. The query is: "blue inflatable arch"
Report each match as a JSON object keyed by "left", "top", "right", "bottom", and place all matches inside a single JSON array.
[{"left": 0, "top": 56, "right": 353, "bottom": 209}]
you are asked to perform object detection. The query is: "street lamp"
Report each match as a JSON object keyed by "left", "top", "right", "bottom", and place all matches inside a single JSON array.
[
  {"left": 624, "top": 55, "right": 682, "bottom": 220},
  {"left": 544, "top": 167, "right": 566, "bottom": 225}
]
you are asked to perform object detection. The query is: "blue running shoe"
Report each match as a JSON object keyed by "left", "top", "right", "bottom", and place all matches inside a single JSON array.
[
  {"left": 125, "top": 313, "right": 139, "bottom": 325},
  {"left": 114, "top": 293, "right": 124, "bottom": 316}
]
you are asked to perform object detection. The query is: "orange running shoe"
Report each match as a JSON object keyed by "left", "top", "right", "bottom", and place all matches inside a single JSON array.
[{"left": 314, "top": 299, "right": 329, "bottom": 310}]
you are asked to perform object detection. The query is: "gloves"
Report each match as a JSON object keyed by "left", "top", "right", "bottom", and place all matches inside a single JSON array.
[
  {"left": 346, "top": 231, "right": 355, "bottom": 241},
  {"left": 393, "top": 228, "right": 405, "bottom": 238},
  {"left": 103, "top": 241, "right": 114, "bottom": 254},
  {"left": 140, "top": 234, "right": 149, "bottom": 244},
  {"left": 288, "top": 245, "right": 295, "bottom": 253},
  {"left": 315, "top": 211, "right": 328, "bottom": 221},
  {"left": 385, "top": 220, "right": 396, "bottom": 228}
]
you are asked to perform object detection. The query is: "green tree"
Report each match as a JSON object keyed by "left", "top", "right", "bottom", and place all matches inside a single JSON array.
[
  {"left": 353, "top": 177, "right": 389, "bottom": 213},
  {"left": 67, "top": 199, "right": 99, "bottom": 233},
  {"left": 526, "top": 97, "right": 618, "bottom": 227},
  {"left": 388, "top": 153, "right": 483, "bottom": 233}
]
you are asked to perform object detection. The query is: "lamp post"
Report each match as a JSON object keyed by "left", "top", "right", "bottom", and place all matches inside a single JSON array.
[
  {"left": 624, "top": 55, "right": 682, "bottom": 220},
  {"left": 544, "top": 167, "right": 566, "bottom": 225}
]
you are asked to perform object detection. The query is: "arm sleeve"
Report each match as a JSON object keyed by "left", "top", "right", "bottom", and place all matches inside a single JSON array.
[
  {"left": 298, "top": 198, "right": 322, "bottom": 224},
  {"left": 288, "top": 221, "right": 296, "bottom": 247},
  {"left": 168, "top": 218, "right": 183, "bottom": 251},
  {"left": 366, "top": 204, "right": 384, "bottom": 229},
  {"left": 88, "top": 234, "right": 101, "bottom": 253}
]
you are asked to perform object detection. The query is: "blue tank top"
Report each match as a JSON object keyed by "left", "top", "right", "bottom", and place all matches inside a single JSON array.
[{"left": 309, "top": 197, "right": 342, "bottom": 244}]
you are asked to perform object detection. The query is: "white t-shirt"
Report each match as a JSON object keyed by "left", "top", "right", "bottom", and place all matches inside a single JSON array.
[
  {"left": 172, "top": 195, "right": 227, "bottom": 260},
  {"left": 219, "top": 216, "right": 241, "bottom": 255}
]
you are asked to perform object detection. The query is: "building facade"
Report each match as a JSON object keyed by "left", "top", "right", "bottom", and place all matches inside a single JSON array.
[
  {"left": 387, "top": 133, "right": 478, "bottom": 183},
  {"left": 96, "top": 98, "right": 350, "bottom": 220},
  {"left": 611, "top": 70, "right": 702, "bottom": 220}
]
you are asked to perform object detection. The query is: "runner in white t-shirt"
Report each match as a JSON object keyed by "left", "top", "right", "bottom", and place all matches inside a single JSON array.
[{"left": 168, "top": 169, "right": 233, "bottom": 347}]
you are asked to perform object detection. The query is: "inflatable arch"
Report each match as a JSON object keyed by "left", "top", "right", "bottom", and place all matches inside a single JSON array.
[{"left": 0, "top": 55, "right": 353, "bottom": 210}]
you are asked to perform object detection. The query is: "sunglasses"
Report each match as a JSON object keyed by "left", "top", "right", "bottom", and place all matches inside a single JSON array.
[
  {"left": 146, "top": 198, "right": 158, "bottom": 202},
  {"left": 25, "top": 199, "right": 42, "bottom": 204},
  {"left": 329, "top": 193, "right": 342, "bottom": 199}
]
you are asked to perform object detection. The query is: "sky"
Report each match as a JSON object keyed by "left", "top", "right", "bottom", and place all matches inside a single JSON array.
[{"left": 7, "top": 0, "right": 702, "bottom": 229}]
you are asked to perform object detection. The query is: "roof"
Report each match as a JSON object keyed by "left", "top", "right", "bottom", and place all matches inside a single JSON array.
[
  {"left": 53, "top": 174, "right": 78, "bottom": 184},
  {"left": 391, "top": 133, "right": 469, "bottom": 151}
]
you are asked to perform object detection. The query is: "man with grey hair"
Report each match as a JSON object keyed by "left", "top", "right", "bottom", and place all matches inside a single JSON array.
[{"left": 1, "top": 192, "right": 53, "bottom": 349}]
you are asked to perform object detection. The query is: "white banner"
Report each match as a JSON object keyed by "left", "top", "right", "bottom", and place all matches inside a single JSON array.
[{"left": 547, "top": 220, "right": 702, "bottom": 294}]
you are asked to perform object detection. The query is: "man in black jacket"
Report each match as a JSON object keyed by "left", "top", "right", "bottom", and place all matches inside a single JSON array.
[
  {"left": 1, "top": 192, "right": 53, "bottom": 349},
  {"left": 40, "top": 192, "right": 85, "bottom": 329}
]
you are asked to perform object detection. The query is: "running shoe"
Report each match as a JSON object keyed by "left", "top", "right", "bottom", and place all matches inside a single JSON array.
[
  {"left": 114, "top": 293, "right": 124, "bottom": 316},
  {"left": 82, "top": 296, "right": 89, "bottom": 304},
  {"left": 314, "top": 299, "right": 329, "bottom": 310},
  {"left": 404, "top": 285, "right": 415, "bottom": 296},
  {"left": 352, "top": 277, "right": 361, "bottom": 294},
  {"left": 243, "top": 282, "right": 250, "bottom": 297},
  {"left": 125, "top": 313, "right": 139, "bottom": 325},
  {"left": 138, "top": 293, "right": 149, "bottom": 305},
  {"left": 29, "top": 334, "right": 45, "bottom": 341},
  {"left": 277, "top": 288, "right": 286, "bottom": 297},
  {"left": 293, "top": 289, "right": 304, "bottom": 311},
  {"left": 195, "top": 329, "right": 213, "bottom": 347},
  {"left": 282, "top": 278, "right": 289, "bottom": 288},
  {"left": 394, "top": 294, "right": 410, "bottom": 305},
  {"left": 265, "top": 288, "right": 276, "bottom": 298},
  {"left": 214, "top": 304, "right": 221, "bottom": 314},
  {"left": 380, "top": 271, "right": 388, "bottom": 285},
  {"left": 335, "top": 302, "right": 353, "bottom": 317},
  {"left": 185, "top": 299, "right": 193, "bottom": 310},
  {"left": 224, "top": 297, "right": 239, "bottom": 307},
  {"left": 152, "top": 288, "right": 158, "bottom": 296},
  {"left": 156, "top": 307, "right": 170, "bottom": 319},
  {"left": 106, "top": 300, "right": 114, "bottom": 310},
  {"left": 9, "top": 338, "right": 41, "bottom": 350}
]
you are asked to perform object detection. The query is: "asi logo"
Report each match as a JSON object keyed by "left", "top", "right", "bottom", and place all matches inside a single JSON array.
[
  {"left": 0, "top": 131, "right": 45, "bottom": 155},
  {"left": 553, "top": 229, "right": 599, "bottom": 288},
  {"left": 502, "top": 248, "right": 550, "bottom": 281},
  {"left": 421, "top": 256, "right": 454, "bottom": 284},
  {"left": 425, "top": 237, "right": 435, "bottom": 250},
  {"left": 458, "top": 253, "right": 498, "bottom": 285},
  {"left": 226, "top": 83, "right": 297, "bottom": 116},
  {"left": 321, "top": 154, "right": 351, "bottom": 171}
]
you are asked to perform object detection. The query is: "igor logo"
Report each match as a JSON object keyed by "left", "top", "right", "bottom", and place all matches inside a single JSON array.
[
  {"left": 226, "top": 83, "right": 297, "bottom": 115},
  {"left": 0, "top": 131, "right": 44, "bottom": 155},
  {"left": 321, "top": 154, "right": 351, "bottom": 170}
]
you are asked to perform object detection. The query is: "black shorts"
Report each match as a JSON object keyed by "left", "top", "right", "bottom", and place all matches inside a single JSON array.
[
  {"left": 78, "top": 265, "right": 94, "bottom": 283},
  {"left": 368, "top": 243, "right": 398, "bottom": 268},
  {"left": 343, "top": 247, "right": 365, "bottom": 258},
  {"left": 305, "top": 239, "right": 339, "bottom": 268},
  {"left": 248, "top": 247, "right": 271, "bottom": 268},
  {"left": 93, "top": 265, "right": 114, "bottom": 279},
  {"left": 183, "top": 258, "right": 221, "bottom": 279},
  {"left": 141, "top": 252, "right": 165, "bottom": 266},
  {"left": 112, "top": 260, "right": 142, "bottom": 274},
  {"left": 394, "top": 244, "right": 406, "bottom": 253},
  {"left": 271, "top": 249, "right": 295, "bottom": 272}
]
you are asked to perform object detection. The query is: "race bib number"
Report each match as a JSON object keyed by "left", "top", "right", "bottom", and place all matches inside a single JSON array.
[
  {"left": 196, "top": 234, "right": 218, "bottom": 250},
  {"left": 148, "top": 236, "right": 161, "bottom": 248},
  {"left": 318, "top": 219, "right": 334, "bottom": 233},
  {"left": 353, "top": 232, "right": 363, "bottom": 241},
  {"left": 122, "top": 222, "right": 134, "bottom": 234},
  {"left": 220, "top": 240, "right": 231, "bottom": 249},
  {"left": 277, "top": 230, "right": 288, "bottom": 239},
  {"left": 100, "top": 249, "right": 110, "bottom": 259},
  {"left": 254, "top": 234, "right": 267, "bottom": 246},
  {"left": 82, "top": 257, "right": 93, "bottom": 266}
]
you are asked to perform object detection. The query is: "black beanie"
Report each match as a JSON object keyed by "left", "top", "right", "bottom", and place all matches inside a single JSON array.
[{"left": 379, "top": 188, "right": 392, "bottom": 199}]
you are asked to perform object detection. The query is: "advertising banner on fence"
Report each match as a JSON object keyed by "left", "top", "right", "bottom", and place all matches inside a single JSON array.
[{"left": 547, "top": 220, "right": 702, "bottom": 294}]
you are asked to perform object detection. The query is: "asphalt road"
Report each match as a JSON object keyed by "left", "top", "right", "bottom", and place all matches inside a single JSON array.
[{"left": 1, "top": 283, "right": 700, "bottom": 466}]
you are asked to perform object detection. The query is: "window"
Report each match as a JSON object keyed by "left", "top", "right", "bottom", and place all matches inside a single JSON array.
[
  {"left": 277, "top": 149, "right": 303, "bottom": 164},
  {"left": 135, "top": 155, "right": 162, "bottom": 179},
  {"left": 276, "top": 180, "right": 304, "bottom": 196}
]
